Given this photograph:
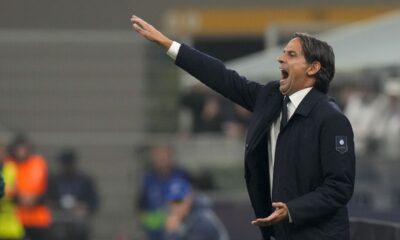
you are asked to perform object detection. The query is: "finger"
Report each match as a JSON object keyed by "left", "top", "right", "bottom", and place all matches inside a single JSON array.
[
  {"left": 251, "top": 219, "right": 270, "bottom": 226},
  {"left": 131, "top": 17, "right": 148, "bottom": 29},
  {"left": 272, "top": 202, "right": 285, "bottom": 209},
  {"left": 264, "top": 213, "right": 278, "bottom": 222},
  {"left": 251, "top": 207, "right": 287, "bottom": 226},
  {"left": 252, "top": 219, "right": 274, "bottom": 227},
  {"left": 131, "top": 15, "right": 141, "bottom": 21},
  {"left": 131, "top": 19, "right": 145, "bottom": 30},
  {"left": 251, "top": 218, "right": 267, "bottom": 224},
  {"left": 255, "top": 212, "right": 279, "bottom": 223},
  {"left": 272, "top": 203, "right": 288, "bottom": 218},
  {"left": 271, "top": 212, "right": 287, "bottom": 223},
  {"left": 131, "top": 17, "right": 143, "bottom": 25},
  {"left": 133, "top": 23, "right": 142, "bottom": 31},
  {"left": 132, "top": 23, "right": 144, "bottom": 33}
]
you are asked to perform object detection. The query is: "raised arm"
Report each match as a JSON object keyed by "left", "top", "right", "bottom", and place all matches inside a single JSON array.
[{"left": 131, "top": 15, "right": 262, "bottom": 112}]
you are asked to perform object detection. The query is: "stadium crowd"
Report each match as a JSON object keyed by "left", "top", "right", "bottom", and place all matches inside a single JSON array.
[{"left": 0, "top": 136, "right": 98, "bottom": 240}]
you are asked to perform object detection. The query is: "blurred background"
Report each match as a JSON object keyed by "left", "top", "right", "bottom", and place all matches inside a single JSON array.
[{"left": 0, "top": 0, "right": 400, "bottom": 239}]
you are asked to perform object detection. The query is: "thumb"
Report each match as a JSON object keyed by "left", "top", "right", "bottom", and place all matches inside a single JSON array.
[{"left": 272, "top": 202, "right": 285, "bottom": 209}]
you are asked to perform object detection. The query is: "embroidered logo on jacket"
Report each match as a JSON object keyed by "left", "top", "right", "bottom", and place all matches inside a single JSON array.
[{"left": 335, "top": 136, "right": 348, "bottom": 154}]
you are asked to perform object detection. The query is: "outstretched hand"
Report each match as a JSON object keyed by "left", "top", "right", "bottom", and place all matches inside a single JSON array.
[
  {"left": 251, "top": 202, "right": 289, "bottom": 227},
  {"left": 130, "top": 15, "right": 173, "bottom": 50}
]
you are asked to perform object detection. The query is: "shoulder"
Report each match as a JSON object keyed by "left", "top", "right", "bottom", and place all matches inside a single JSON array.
[
  {"left": 31, "top": 154, "right": 47, "bottom": 163},
  {"left": 3, "top": 159, "right": 17, "bottom": 170},
  {"left": 171, "top": 168, "right": 190, "bottom": 179},
  {"left": 26, "top": 155, "right": 48, "bottom": 169},
  {"left": 315, "top": 96, "right": 353, "bottom": 131},
  {"left": 255, "top": 80, "right": 281, "bottom": 102},
  {"left": 314, "top": 95, "right": 344, "bottom": 117}
]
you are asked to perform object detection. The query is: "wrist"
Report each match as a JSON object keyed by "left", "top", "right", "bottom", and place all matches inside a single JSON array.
[{"left": 159, "top": 37, "right": 173, "bottom": 50}]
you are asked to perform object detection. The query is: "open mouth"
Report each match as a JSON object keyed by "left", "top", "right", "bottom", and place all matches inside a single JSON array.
[{"left": 281, "top": 69, "right": 289, "bottom": 80}]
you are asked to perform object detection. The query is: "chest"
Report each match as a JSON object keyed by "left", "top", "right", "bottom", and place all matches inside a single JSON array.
[{"left": 276, "top": 116, "right": 319, "bottom": 159}]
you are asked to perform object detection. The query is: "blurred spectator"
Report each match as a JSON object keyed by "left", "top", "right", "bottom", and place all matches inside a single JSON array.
[
  {"left": 48, "top": 149, "right": 99, "bottom": 240},
  {"left": 136, "top": 145, "right": 189, "bottom": 240},
  {"left": 343, "top": 85, "right": 379, "bottom": 156},
  {"left": 0, "top": 144, "right": 25, "bottom": 240},
  {"left": 180, "top": 83, "right": 252, "bottom": 138},
  {"left": 180, "top": 84, "right": 224, "bottom": 134},
  {"left": 188, "top": 170, "right": 215, "bottom": 192},
  {"left": 164, "top": 177, "right": 229, "bottom": 240},
  {"left": 371, "top": 79, "right": 400, "bottom": 161},
  {"left": 6, "top": 135, "right": 51, "bottom": 240},
  {"left": 201, "top": 96, "right": 225, "bottom": 132},
  {"left": 223, "top": 104, "right": 251, "bottom": 138}
]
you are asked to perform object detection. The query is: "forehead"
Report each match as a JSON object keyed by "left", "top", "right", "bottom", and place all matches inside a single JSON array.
[{"left": 283, "top": 37, "right": 304, "bottom": 54}]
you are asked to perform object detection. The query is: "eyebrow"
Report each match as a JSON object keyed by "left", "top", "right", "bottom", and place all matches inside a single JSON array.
[{"left": 283, "top": 49, "right": 298, "bottom": 56}]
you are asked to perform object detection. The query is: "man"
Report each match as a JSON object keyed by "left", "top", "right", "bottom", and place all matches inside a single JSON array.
[
  {"left": 131, "top": 16, "right": 355, "bottom": 240},
  {"left": 7, "top": 136, "right": 52, "bottom": 240},
  {"left": 164, "top": 178, "right": 229, "bottom": 240},
  {"left": 49, "top": 149, "right": 98, "bottom": 240},
  {"left": 136, "top": 145, "right": 189, "bottom": 240},
  {"left": 0, "top": 144, "right": 25, "bottom": 240}
]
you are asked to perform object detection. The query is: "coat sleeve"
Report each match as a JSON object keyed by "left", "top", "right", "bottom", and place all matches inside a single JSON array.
[
  {"left": 286, "top": 113, "right": 356, "bottom": 226},
  {"left": 175, "top": 44, "right": 263, "bottom": 112}
]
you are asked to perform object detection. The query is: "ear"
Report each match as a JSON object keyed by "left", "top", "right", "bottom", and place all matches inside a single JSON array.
[{"left": 306, "top": 61, "right": 321, "bottom": 77}]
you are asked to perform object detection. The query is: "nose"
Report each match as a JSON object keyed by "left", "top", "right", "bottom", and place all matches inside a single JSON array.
[{"left": 277, "top": 54, "right": 284, "bottom": 64}]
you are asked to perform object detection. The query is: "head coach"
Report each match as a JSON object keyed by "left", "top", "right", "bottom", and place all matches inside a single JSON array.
[{"left": 131, "top": 15, "right": 355, "bottom": 240}]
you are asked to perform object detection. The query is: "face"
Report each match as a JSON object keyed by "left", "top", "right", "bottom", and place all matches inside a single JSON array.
[
  {"left": 277, "top": 37, "right": 318, "bottom": 96},
  {"left": 60, "top": 162, "right": 76, "bottom": 175},
  {"left": 150, "top": 146, "right": 173, "bottom": 175},
  {"left": 14, "top": 144, "right": 30, "bottom": 161}
]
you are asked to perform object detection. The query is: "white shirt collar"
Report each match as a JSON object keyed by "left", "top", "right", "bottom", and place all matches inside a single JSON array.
[{"left": 288, "top": 87, "right": 313, "bottom": 109}]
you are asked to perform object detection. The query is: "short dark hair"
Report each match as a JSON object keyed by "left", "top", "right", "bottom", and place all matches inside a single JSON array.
[{"left": 294, "top": 33, "right": 335, "bottom": 94}]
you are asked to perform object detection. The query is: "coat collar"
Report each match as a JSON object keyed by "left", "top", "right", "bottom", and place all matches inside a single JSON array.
[
  {"left": 245, "top": 82, "right": 282, "bottom": 149},
  {"left": 293, "top": 88, "right": 326, "bottom": 117},
  {"left": 288, "top": 87, "right": 312, "bottom": 109}
]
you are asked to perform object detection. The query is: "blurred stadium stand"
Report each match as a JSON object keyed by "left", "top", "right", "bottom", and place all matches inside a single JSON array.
[
  {"left": 0, "top": 31, "right": 146, "bottom": 133},
  {"left": 0, "top": 31, "right": 149, "bottom": 239},
  {"left": 226, "top": 10, "right": 400, "bottom": 82},
  {"left": 350, "top": 218, "right": 400, "bottom": 240}
]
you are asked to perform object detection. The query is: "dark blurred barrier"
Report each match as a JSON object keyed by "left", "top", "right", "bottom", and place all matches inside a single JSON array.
[
  {"left": 214, "top": 201, "right": 400, "bottom": 240},
  {"left": 214, "top": 200, "right": 261, "bottom": 240},
  {"left": 350, "top": 218, "right": 400, "bottom": 240}
]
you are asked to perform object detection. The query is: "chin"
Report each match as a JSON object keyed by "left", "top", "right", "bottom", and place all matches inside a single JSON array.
[{"left": 279, "top": 85, "right": 288, "bottom": 94}]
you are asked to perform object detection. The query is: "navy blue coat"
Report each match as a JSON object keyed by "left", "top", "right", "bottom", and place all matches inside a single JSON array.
[{"left": 175, "top": 44, "right": 355, "bottom": 240}]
